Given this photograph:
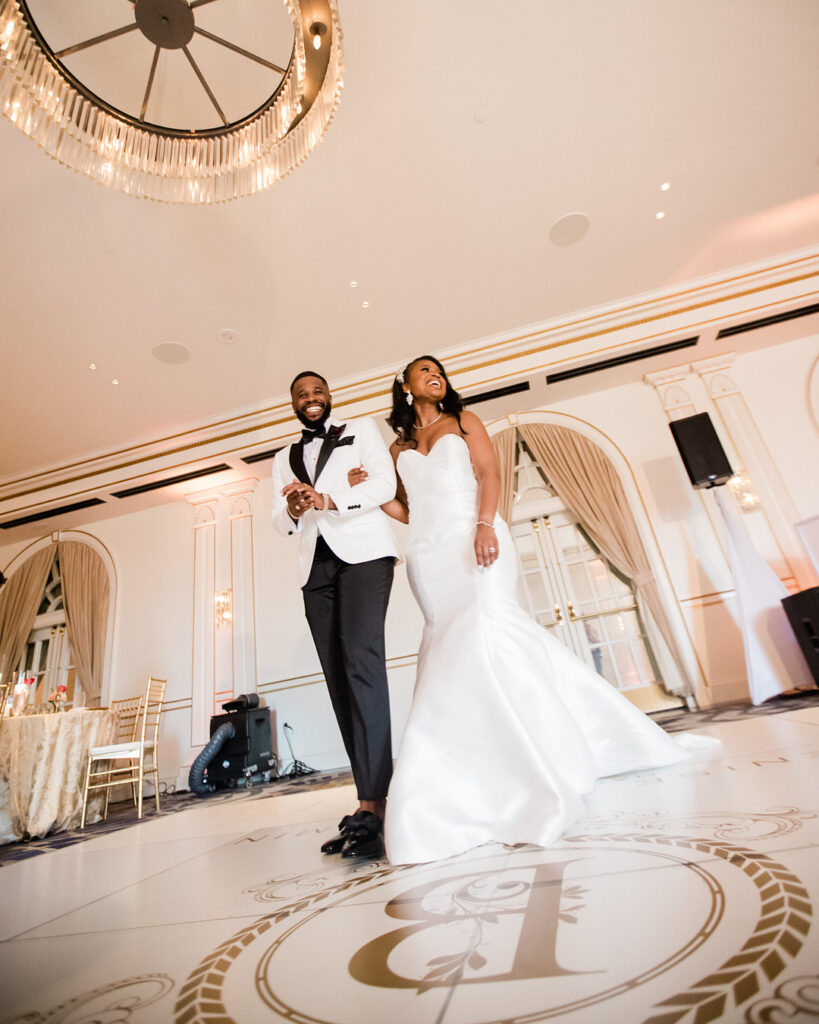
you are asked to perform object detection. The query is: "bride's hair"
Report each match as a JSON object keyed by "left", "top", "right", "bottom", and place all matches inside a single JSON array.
[{"left": 387, "top": 354, "right": 465, "bottom": 447}]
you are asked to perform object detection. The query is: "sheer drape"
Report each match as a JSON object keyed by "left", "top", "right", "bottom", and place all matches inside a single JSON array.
[
  {"left": 503, "top": 424, "right": 693, "bottom": 698},
  {"left": 59, "top": 542, "right": 109, "bottom": 708},
  {"left": 0, "top": 545, "right": 56, "bottom": 683},
  {"left": 491, "top": 428, "right": 517, "bottom": 523}
]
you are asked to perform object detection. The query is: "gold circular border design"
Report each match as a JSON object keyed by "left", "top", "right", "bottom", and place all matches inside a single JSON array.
[
  {"left": 172, "top": 834, "right": 812, "bottom": 1024},
  {"left": 254, "top": 847, "right": 722, "bottom": 1023}
]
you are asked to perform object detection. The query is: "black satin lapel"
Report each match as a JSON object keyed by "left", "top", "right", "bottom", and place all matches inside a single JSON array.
[
  {"left": 313, "top": 436, "right": 337, "bottom": 483},
  {"left": 289, "top": 442, "right": 311, "bottom": 485}
]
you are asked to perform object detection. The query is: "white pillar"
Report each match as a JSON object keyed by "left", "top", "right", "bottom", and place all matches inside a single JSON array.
[
  {"left": 692, "top": 354, "right": 817, "bottom": 590},
  {"left": 187, "top": 493, "right": 218, "bottom": 747},
  {"left": 225, "top": 478, "right": 259, "bottom": 697}
]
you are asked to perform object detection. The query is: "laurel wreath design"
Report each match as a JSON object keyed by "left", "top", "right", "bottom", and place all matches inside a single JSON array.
[
  {"left": 580, "top": 835, "right": 811, "bottom": 1024},
  {"left": 172, "top": 832, "right": 812, "bottom": 1024}
]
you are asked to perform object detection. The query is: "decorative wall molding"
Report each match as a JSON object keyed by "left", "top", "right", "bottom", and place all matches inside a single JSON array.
[
  {"left": 1, "top": 246, "right": 817, "bottom": 525},
  {"left": 227, "top": 479, "right": 258, "bottom": 697},
  {"left": 186, "top": 493, "right": 217, "bottom": 746},
  {"left": 643, "top": 367, "right": 697, "bottom": 419},
  {"left": 690, "top": 357, "right": 816, "bottom": 589}
]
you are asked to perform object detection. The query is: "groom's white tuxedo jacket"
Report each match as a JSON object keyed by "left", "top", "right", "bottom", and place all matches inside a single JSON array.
[{"left": 271, "top": 417, "right": 399, "bottom": 586}]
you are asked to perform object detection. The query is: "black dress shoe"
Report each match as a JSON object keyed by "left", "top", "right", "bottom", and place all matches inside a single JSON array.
[
  {"left": 341, "top": 831, "right": 385, "bottom": 859},
  {"left": 340, "top": 811, "right": 385, "bottom": 859},
  {"left": 320, "top": 814, "right": 355, "bottom": 855}
]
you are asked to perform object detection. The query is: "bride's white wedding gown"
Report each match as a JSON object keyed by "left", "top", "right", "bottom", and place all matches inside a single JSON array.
[{"left": 385, "top": 432, "right": 694, "bottom": 865}]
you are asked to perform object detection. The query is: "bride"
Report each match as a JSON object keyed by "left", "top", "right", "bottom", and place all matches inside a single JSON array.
[{"left": 351, "top": 354, "right": 695, "bottom": 865}]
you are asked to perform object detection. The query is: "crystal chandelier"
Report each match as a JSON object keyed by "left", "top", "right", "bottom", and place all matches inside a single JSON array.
[{"left": 0, "top": 0, "right": 343, "bottom": 203}]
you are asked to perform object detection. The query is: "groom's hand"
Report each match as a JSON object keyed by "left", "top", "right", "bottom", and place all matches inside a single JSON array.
[{"left": 283, "top": 481, "right": 318, "bottom": 518}]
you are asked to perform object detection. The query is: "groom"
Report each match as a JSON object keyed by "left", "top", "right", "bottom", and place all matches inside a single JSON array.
[{"left": 271, "top": 371, "right": 398, "bottom": 858}]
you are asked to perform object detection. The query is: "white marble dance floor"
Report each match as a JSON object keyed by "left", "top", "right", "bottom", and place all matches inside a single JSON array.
[{"left": 1, "top": 709, "right": 818, "bottom": 1024}]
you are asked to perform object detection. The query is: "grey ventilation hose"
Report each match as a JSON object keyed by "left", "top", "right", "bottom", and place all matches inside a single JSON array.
[{"left": 188, "top": 722, "right": 236, "bottom": 795}]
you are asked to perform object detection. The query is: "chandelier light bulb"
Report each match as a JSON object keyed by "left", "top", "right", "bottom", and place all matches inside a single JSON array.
[
  {"left": 310, "top": 21, "right": 327, "bottom": 51},
  {"left": 661, "top": 182, "right": 670, "bottom": 191},
  {"left": 656, "top": 211, "right": 665, "bottom": 220}
]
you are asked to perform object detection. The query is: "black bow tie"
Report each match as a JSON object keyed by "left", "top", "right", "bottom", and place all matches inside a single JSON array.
[{"left": 301, "top": 426, "right": 327, "bottom": 442}]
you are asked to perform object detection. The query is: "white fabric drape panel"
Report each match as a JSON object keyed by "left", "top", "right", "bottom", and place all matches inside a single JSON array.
[
  {"left": 59, "top": 542, "right": 109, "bottom": 708},
  {"left": 0, "top": 545, "right": 56, "bottom": 682},
  {"left": 517, "top": 423, "right": 693, "bottom": 698},
  {"left": 491, "top": 428, "right": 517, "bottom": 524},
  {"left": 713, "top": 488, "right": 816, "bottom": 703}
]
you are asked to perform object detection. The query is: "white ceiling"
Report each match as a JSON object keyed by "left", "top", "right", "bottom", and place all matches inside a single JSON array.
[{"left": 2, "top": 0, "right": 818, "bottom": 480}]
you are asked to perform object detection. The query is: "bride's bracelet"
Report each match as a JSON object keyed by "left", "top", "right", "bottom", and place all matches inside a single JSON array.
[{"left": 476, "top": 520, "right": 495, "bottom": 529}]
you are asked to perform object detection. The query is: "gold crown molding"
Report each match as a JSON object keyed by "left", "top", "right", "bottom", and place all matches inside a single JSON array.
[
  {"left": 7, "top": 249, "right": 816, "bottom": 494},
  {"left": 333, "top": 250, "right": 819, "bottom": 395},
  {"left": 434, "top": 285, "right": 819, "bottom": 401},
  {"left": 1, "top": 259, "right": 817, "bottom": 520}
]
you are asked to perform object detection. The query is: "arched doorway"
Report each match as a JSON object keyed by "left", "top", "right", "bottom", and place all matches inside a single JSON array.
[
  {"left": 511, "top": 443, "right": 670, "bottom": 705},
  {"left": 1, "top": 533, "right": 117, "bottom": 708},
  {"left": 490, "top": 415, "right": 700, "bottom": 711}
]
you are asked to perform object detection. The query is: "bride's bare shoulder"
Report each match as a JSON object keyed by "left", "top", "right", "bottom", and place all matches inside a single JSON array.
[{"left": 458, "top": 409, "right": 487, "bottom": 434}]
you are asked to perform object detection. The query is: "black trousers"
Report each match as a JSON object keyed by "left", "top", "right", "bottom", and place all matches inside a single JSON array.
[{"left": 303, "top": 536, "right": 395, "bottom": 800}]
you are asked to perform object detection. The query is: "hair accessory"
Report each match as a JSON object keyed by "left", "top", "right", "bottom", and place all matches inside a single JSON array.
[
  {"left": 405, "top": 392, "right": 414, "bottom": 406},
  {"left": 395, "top": 364, "right": 407, "bottom": 384}
]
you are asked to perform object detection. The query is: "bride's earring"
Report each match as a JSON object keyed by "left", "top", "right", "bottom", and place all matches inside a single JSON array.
[
  {"left": 405, "top": 392, "right": 414, "bottom": 406},
  {"left": 438, "top": 401, "right": 444, "bottom": 410}
]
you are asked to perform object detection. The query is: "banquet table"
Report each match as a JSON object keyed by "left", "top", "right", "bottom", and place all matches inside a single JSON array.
[{"left": 0, "top": 707, "right": 119, "bottom": 844}]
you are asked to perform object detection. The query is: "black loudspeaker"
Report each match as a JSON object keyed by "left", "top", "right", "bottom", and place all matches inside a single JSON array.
[
  {"left": 669, "top": 413, "right": 734, "bottom": 489},
  {"left": 207, "top": 706, "right": 277, "bottom": 788},
  {"left": 782, "top": 587, "right": 819, "bottom": 685}
]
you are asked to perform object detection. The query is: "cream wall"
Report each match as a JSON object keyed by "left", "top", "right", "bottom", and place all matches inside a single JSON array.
[{"left": 2, "top": 332, "right": 817, "bottom": 788}]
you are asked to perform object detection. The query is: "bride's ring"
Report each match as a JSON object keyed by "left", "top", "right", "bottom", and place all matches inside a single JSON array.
[{"left": 488, "top": 547, "right": 496, "bottom": 553}]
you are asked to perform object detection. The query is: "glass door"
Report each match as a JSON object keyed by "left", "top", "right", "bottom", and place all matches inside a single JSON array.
[
  {"left": 510, "top": 441, "right": 682, "bottom": 710},
  {"left": 15, "top": 550, "right": 80, "bottom": 707}
]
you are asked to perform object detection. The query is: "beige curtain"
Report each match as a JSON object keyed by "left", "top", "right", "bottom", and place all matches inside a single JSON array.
[
  {"left": 518, "top": 423, "right": 693, "bottom": 698},
  {"left": 59, "top": 542, "right": 109, "bottom": 708},
  {"left": 0, "top": 545, "right": 56, "bottom": 683},
  {"left": 491, "top": 427, "right": 517, "bottom": 523}
]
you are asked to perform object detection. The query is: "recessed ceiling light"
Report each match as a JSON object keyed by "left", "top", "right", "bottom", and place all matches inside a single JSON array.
[
  {"left": 473, "top": 110, "right": 488, "bottom": 124},
  {"left": 153, "top": 342, "right": 191, "bottom": 364},
  {"left": 660, "top": 182, "right": 670, "bottom": 191},
  {"left": 88, "top": 363, "right": 97, "bottom": 370},
  {"left": 548, "top": 213, "right": 591, "bottom": 247},
  {"left": 656, "top": 211, "right": 665, "bottom": 220},
  {"left": 361, "top": 301, "right": 370, "bottom": 309},
  {"left": 102, "top": 243, "right": 117, "bottom": 255},
  {"left": 350, "top": 280, "right": 358, "bottom": 288},
  {"left": 111, "top": 378, "right": 119, "bottom": 385},
  {"left": 217, "top": 328, "right": 239, "bottom": 345}
]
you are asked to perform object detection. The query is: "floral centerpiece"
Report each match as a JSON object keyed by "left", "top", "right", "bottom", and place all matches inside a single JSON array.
[{"left": 48, "top": 684, "right": 68, "bottom": 712}]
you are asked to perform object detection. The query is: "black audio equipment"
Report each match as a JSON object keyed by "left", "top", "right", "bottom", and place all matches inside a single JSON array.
[
  {"left": 669, "top": 413, "right": 734, "bottom": 489},
  {"left": 206, "top": 704, "right": 277, "bottom": 789},
  {"left": 782, "top": 587, "right": 819, "bottom": 685}
]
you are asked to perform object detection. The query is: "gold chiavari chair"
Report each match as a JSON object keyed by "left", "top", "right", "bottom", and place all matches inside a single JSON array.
[
  {"left": 0, "top": 681, "right": 9, "bottom": 735},
  {"left": 80, "top": 676, "right": 167, "bottom": 827}
]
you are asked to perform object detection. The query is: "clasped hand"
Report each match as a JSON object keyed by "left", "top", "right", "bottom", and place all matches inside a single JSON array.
[{"left": 282, "top": 481, "right": 323, "bottom": 519}]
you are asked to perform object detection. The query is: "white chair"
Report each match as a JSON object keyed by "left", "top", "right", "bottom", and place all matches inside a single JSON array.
[{"left": 80, "top": 676, "right": 166, "bottom": 827}]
